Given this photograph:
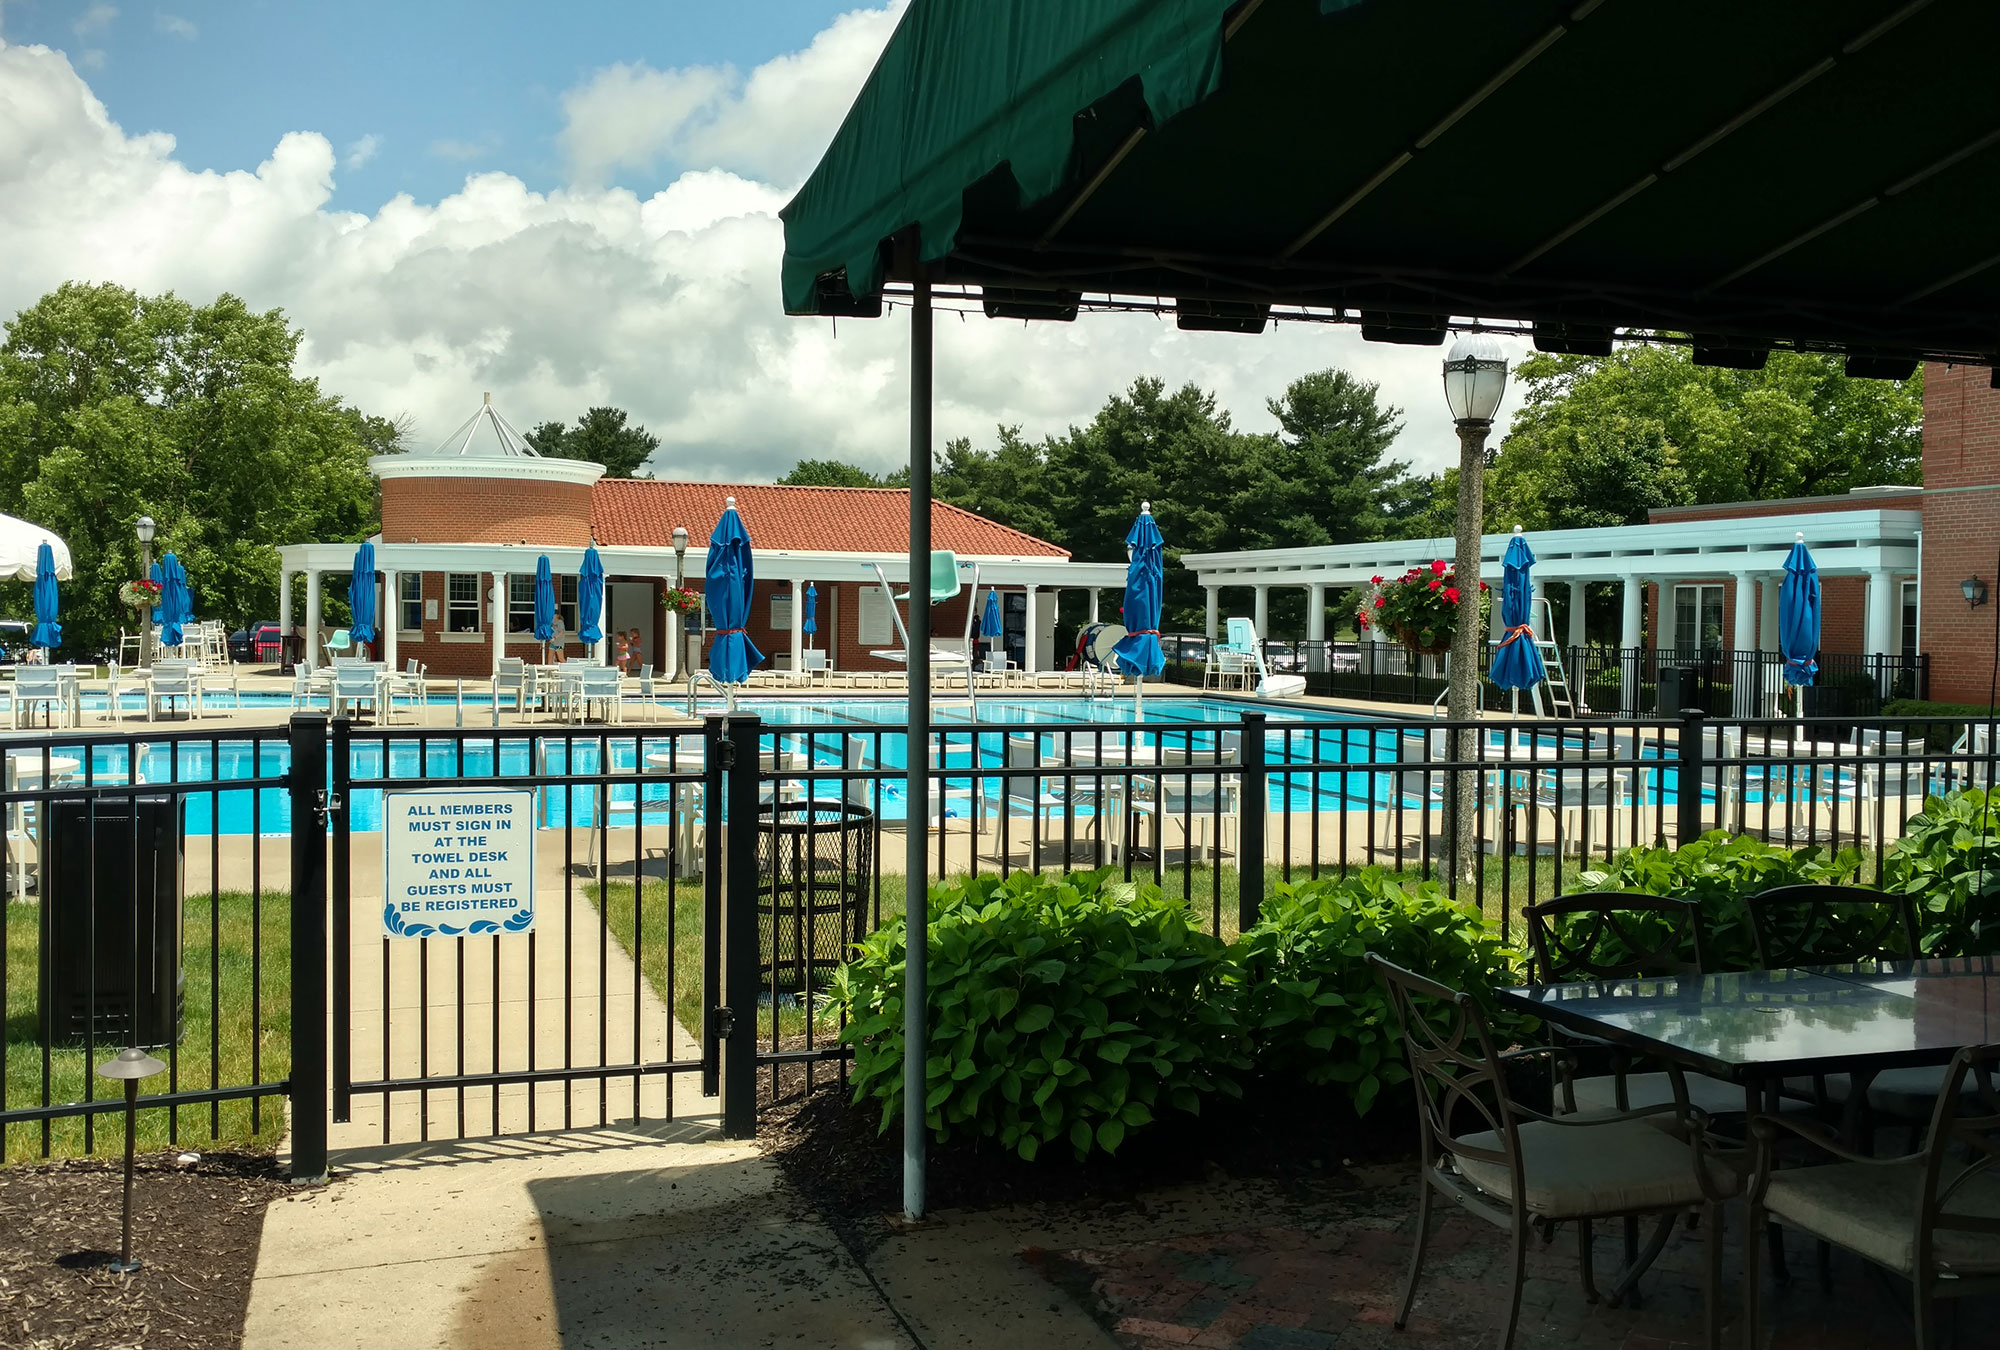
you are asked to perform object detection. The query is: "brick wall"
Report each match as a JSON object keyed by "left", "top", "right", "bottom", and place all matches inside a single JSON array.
[
  {"left": 1641, "top": 576, "right": 1872, "bottom": 655},
  {"left": 1919, "top": 363, "right": 2000, "bottom": 704},
  {"left": 381, "top": 477, "right": 594, "bottom": 546}
]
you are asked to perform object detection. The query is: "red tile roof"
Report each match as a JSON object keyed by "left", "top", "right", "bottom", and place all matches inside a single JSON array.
[{"left": 591, "top": 481, "right": 1068, "bottom": 558}]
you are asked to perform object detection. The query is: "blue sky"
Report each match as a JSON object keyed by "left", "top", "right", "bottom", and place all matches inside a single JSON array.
[{"left": 2, "top": 0, "right": 863, "bottom": 209}]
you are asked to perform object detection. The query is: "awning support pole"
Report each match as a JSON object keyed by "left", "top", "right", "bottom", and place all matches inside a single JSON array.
[{"left": 905, "top": 276, "right": 932, "bottom": 1222}]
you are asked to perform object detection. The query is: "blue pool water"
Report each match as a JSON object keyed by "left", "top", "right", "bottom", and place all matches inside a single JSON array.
[{"left": 9, "top": 696, "right": 1849, "bottom": 837}]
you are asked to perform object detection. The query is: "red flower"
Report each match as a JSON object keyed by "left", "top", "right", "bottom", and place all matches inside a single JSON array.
[
  {"left": 1358, "top": 616, "right": 1370, "bottom": 630},
  {"left": 1431, "top": 559, "right": 1448, "bottom": 576},
  {"left": 1373, "top": 596, "right": 1385, "bottom": 608},
  {"left": 1428, "top": 579, "right": 1441, "bottom": 591},
  {"left": 1479, "top": 581, "right": 1490, "bottom": 591},
  {"left": 1444, "top": 587, "right": 1461, "bottom": 603},
  {"left": 1370, "top": 575, "right": 1383, "bottom": 584}
]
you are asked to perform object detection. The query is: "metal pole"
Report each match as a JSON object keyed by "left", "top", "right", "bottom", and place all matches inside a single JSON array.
[
  {"left": 1446, "top": 418, "right": 1491, "bottom": 884},
  {"left": 139, "top": 539, "right": 153, "bottom": 670},
  {"left": 721, "top": 713, "right": 761, "bottom": 1137},
  {"left": 904, "top": 276, "right": 932, "bottom": 1221},
  {"left": 117, "top": 1079, "right": 137, "bottom": 1270},
  {"left": 287, "top": 712, "right": 330, "bottom": 1183}
]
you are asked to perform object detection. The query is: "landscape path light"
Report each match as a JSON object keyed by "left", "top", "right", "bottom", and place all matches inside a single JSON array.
[{"left": 96, "top": 1046, "right": 168, "bottom": 1274}]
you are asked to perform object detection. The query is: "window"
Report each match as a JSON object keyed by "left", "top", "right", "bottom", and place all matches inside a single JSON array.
[
  {"left": 1901, "top": 579, "right": 1919, "bottom": 656},
  {"left": 1672, "top": 584, "right": 1724, "bottom": 652},
  {"left": 507, "top": 574, "right": 580, "bottom": 634},
  {"left": 858, "top": 585, "right": 894, "bottom": 646},
  {"left": 446, "top": 574, "right": 482, "bottom": 633},
  {"left": 399, "top": 573, "right": 423, "bottom": 633}
]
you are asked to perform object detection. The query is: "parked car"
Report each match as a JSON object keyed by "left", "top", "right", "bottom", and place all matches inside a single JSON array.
[{"left": 229, "top": 620, "right": 283, "bottom": 664}]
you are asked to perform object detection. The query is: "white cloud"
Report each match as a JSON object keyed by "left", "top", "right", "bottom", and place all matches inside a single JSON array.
[
  {"left": 155, "top": 11, "right": 195, "bottom": 39},
  {"left": 73, "top": 3, "right": 117, "bottom": 37},
  {"left": 342, "top": 134, "right": 380, "bottom": 170},
  {"left": 559, "top": 2, "right": 905, "bottom": 188},
  {"left": 0, "top": 23, "right": 1519, "bottom": 500},
  {"left": 429, "top": 137, "right": 492, "bottom": 162}
]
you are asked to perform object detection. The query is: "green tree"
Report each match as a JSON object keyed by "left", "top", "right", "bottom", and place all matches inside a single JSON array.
[
  {"left": 778, "top": 457, "right": 900, "bottom": 487},
  {"left": 0, "top": 282, "right": 392, "bottom": 651},
  {"left": 1484, "top": 345, "right": 1922, "bottom": 530},
  {"left": 527, "top": 406, "right": 658, "bottom": 478}
]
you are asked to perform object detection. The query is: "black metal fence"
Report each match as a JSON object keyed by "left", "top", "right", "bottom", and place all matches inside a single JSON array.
[{"left": 5, "top": 700, "right": 1995, "bottom": 1171}]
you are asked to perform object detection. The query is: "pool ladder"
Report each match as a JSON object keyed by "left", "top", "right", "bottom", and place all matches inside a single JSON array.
[{"left": 687, "top": 670, "right": 738, "bottom": 715}]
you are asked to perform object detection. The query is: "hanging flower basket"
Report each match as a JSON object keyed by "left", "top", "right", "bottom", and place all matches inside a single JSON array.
[
  {"left": 119, "top": 578, "right": 162, "bottom": 612},
  {"left": 1356, "top": 561, "right": 1491, "bottom": 658},
  {"left": 659, "top": 586, "right": 701, "bottom": 616}
]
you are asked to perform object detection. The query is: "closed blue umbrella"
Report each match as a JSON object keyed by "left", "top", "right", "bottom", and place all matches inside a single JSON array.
[
  {"left": 348, "top": 542, "right": 378, "bottom": 647},
  {"left": 1110, "top": 503, "right": 1166, "bottom": 679},
  {"left": 532, "top": 556, "right": 556, "bottom": 645},
  {"left": 157, "top": 553, "right": 191, "bottom": 648},
  {"left": 1779, "top": 533, "right": 1821, "bottom": 686},
  {"left": 802, "top": 582, "right": 818, "bottom": 646},
  {"left": 578, "top": 546, "right": 605, "bottom": 648},
  {"left": 31, "top": 541, "right": 60, "bottom": 650},
  {"left": 981, "top": 587, "right": 1001, "bottom": 640},
  {"left": 707, "top": 496, "right": 763, "bottom": 683},
  {"left": 1488, "top": 529, "right": 1547, "bottom": 690}
]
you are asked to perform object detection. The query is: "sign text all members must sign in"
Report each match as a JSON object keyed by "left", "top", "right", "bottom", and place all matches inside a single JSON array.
[{"left": 382, "top": 787, "right": 535, "bottom": 937}]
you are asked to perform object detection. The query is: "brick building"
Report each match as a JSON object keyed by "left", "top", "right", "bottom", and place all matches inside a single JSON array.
[{"left": 277, "top": 397, "right": 1126, "bottom": 681}]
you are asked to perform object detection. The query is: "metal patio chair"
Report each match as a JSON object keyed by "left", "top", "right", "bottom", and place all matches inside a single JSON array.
[
  {"left": 1744, "top": 1044, "right": 2000, "bottom": 1349},
  {"left": 1370, "top": 954, "right": 1733, "bottom": 1348}
]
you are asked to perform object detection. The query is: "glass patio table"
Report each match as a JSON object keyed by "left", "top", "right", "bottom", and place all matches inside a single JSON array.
[{"left": 1495, "top": 960, "right": 2000, "bottom": 1112}]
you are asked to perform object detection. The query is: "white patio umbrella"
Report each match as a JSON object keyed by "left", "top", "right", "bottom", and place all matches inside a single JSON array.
[{"left": 0, "top": 512, "right": 72, "bottom": 581}]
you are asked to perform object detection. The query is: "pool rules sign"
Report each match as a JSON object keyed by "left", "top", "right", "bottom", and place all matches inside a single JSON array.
[{"left": 382, "top": 788, "right": 535, "bottom": 938}]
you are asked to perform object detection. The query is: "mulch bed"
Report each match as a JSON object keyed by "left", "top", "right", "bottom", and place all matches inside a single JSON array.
[
  {"left": 760, "top": 1076, "right": 1418, "bottom": 1256},
  {"left": 0, "top": 1150, "right": 287, "bottom": 1350}
]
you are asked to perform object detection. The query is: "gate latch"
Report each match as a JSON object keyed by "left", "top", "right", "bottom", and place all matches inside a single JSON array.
[
  {"left": 315, "top": 789, "right": 344, "bottom": 817},
  {"left": 713, "top": 1006, "right": 736, "bottom": 1038},
  {"left": 715, "top": 740, "right": 738, "bottom": 770}
]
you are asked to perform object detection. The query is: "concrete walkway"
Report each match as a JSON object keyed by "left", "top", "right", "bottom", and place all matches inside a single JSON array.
[{"left": 242, "top": 1119, "right": 1121, "bottom": 1350}]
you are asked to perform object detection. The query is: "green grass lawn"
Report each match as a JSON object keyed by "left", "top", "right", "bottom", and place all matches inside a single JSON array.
[{"left": 4, "top": 890, "right": 291, "bottom": 1164}]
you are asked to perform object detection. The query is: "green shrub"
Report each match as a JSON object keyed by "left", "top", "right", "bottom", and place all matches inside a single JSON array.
[
  {"left": 1881, "top": 699, "right": 1993, "bottom": 751},
  {"left": 1883, "top": 787, "right": 2000, "bottom": 955},
  {"left": 829, "top": 870, "right": 1246, "bottom": 1161},
  {"left": 1230, "top": 868, "right": 1524, "bottom": 1114},
  {"left": 1571, "top": 831, "right": 1861, "bottom": 970}
]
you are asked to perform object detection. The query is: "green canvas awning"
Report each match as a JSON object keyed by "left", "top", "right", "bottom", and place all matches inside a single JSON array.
[{"left": 783, "top": 0, "right": 2000, "bottom": 368}]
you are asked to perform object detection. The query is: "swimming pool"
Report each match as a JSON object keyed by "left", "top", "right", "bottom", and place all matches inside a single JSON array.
[{"left": 8, "top": 696, "right": 1853, "bottom": 837}]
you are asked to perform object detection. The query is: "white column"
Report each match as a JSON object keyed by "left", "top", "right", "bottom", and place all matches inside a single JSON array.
[
  {"left": 1759, "top": 577, "right": 1781, "bottom": 651},
  {"left": 1567, "top": 581, "right": 1586, "bottom": 650},
  {"left": 383, "top": 570, "right": 399, "bottom": 673},
  {"left": 1733, "top": 572, "right": 1758, "bottom": 717},
  {"left": 1204, "top": 587, "right": 1219, "bottom": 642},
  {"left": 490, "top": 572, "right": 506, "bottom": 679},
  {"left": 1306, "top": 583, "right": 1327, "bottom": 672},
  {"left": 1866, "top": 567, "right": 1897, "bottom": 659},
  {"left": 278, "top": 569, "right": 293, "bottom": 636},
  {"left": 1022, "top": 588, "right": 1039, "bottom": 673},
  {"left": 1620, "top": 576, "right": 1644, "bottom": 714},
  {"left": 1252, "top": 585, "right": 1269, "bottom": 639},
  {"left": 1088, "top": 590, "right": 1100, "bottom": 625},
  {"left": 790, "top": 577, "right": 805, "bottom": 672},
  {"left": 304, "top": 571, "right": 322, "bottom": 668}
]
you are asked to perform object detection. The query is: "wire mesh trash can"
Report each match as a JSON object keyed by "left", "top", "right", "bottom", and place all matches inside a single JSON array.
[{"left": 756, "top": 800, "right": 873, "bottom": 992}]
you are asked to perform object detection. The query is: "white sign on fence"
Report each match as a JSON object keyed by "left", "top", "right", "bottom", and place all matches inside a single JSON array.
[{"left": 382, "top": 787, "right": 535, "bottom": 938}]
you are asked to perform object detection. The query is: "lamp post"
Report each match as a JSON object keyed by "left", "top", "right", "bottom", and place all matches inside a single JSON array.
[
  {"left": 96, "top": 1047, "right": 168, "bottom": 1273},
  {"left": 1441, "top": 334, "right": 1509, "bottom": 881},
  {"left": 135, "top": 516, "right": 156, "bottom": 670},
  {"left": 671, "top": 525, "right": 689, "bottom": 680}
]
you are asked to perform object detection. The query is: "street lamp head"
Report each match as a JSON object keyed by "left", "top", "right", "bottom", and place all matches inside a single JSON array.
[
  {"left": 134, "top": 516, "right": 156, "bottom": 545},
  {"left": 1442, "top": 332, "right": 1509, "bottom": 426},
  {"left": 672, "top": 525, "right": 688, "bottom": 554},
  {"left": 1963, "top": 575, "right": 1988, "bottom": 609}
]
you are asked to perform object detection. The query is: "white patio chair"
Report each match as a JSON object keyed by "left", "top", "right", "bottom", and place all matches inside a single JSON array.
[
  {"left": 575, "top": 666, "right": 624, "bottom": 723},
  {"left": 11, "top": 667, "right": 69, "bottom": 729},
  {"left": 289, "top": 662, "right": 320, "bottom": 711},
  {"left": 1127, "top": 732, "right": 1243, "bottom": 864},
  {"left": 329, "top": 665, "right": 382, "bottom": 720},
  {"left": 145, "top": 662, "right": 202, "bottom": 721},
  {"left": 495, "top": 657, "right": 531, "bottom": 716}
]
